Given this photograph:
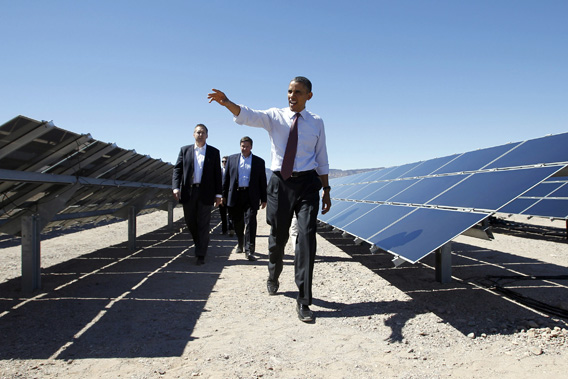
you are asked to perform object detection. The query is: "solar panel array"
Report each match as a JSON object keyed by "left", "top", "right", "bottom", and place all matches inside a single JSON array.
[
  {"left": 320, "top": 132, "right": 568, "bottom": 264},
  {"left": 0, "top": 115, "right": 173, "bottom": 236},
  {"left": 499, "top": 174, "right": 568, "bottom": 219}
]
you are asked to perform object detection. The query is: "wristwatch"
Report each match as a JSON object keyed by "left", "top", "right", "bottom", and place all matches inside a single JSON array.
[{"left": 323, "top": 186, "right": 331, "bottom": 192}]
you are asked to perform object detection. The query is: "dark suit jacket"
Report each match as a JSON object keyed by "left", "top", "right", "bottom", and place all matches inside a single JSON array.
[
  {"left": 172, "top": 144, "right": 222, "bottom": 205},
  {"left": 223, "top": 153, "right": 267, "bottom": 211}
]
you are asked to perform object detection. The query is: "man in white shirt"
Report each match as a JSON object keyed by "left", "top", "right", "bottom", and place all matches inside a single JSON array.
[
  {"left": 223, "top": 137, "right": 267, "bottom": 261},
  {"left": 172, "top": 124, "right": 223, "bottom": 265},
  {"left": 208, "top": 77, "right": 331, "bottom": 322}
]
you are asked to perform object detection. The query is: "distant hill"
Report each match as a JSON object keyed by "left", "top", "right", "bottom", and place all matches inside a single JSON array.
[
  {"left": 329, "top": 168, "right": 382, "bottom": 179},
  {"left": 265, "top": 167, "right": 383, "bottom": 181}
]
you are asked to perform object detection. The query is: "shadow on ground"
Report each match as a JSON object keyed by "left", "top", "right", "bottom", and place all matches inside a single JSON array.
[
  {"left": 0, "top": 212, "right": 245, "bottom": 360},
  {"left": 317, "top": 223, "right": 568, "bottom": 342}
]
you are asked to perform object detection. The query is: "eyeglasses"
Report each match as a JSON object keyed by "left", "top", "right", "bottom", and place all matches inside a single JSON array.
[{"left": 222, "top": 160, "right": 227, "bottom": 163}]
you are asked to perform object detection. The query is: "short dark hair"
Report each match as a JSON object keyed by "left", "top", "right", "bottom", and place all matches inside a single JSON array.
[
  {"left": 222, "top": 156, "right": 228, "bottom": 160},
  {"left": 195, "top": 124, "right": 208, "bottom": 133},
  {"left": 291, "top": 76, "right": 312, "bottom": 93},
  {"left": 240, "top": 136, "right": 253, "bottom": 146}
]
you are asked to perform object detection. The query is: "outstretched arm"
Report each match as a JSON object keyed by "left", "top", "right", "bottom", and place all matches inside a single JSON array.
[{"left": 208, "top": 89, "right": 241, "bottom": 117}]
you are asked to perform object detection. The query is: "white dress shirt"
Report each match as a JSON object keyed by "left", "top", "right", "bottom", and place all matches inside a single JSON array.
[
  {"left": 234, "top": 106, "right": 329, "bottom": 175},
  {"left": 193, "top": 144, "right": 206, "bottom": 184},
  {"left": 238, "top": 153, "right": 252, "bottom": 187}
]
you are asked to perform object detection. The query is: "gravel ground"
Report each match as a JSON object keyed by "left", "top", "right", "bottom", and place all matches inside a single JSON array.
[{"left": 0, "top": 209, "right": 567, "bottom": 378}]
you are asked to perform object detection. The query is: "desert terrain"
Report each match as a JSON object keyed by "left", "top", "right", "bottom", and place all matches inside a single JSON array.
[{"left": 1, "top": 207, "right": 567, "bottom": 378}]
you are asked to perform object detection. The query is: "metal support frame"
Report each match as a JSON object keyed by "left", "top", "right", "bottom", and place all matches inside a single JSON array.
[
  {"left": 435, "top": 242, "right": 452, "bottom": 284},
  {"left": 21, "top": 214, "right": 41, "bottom": 292},
  {"left": 128, "top": 206, "right": 137, "bottom": 251},
  {"left": 168, "top": 201, "right": 174, "bottom": 232}
]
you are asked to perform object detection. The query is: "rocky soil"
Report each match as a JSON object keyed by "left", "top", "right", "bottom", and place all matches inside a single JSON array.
[{"left": 0, "top": 209, "right": 567, "bottom": 378}]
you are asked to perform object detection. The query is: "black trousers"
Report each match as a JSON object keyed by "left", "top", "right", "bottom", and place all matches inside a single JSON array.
[
  {"left": 229, "top": 189, "right": 258, "bottom": 253},
  {"left": 266, "top": 171, "right": 321, "bottom": 305},
  {"left": 219, "top": 203, "right": 233, "bottom": 233},
  {"left": 182, "top": 191, "right": 213, "bottom": 258}
]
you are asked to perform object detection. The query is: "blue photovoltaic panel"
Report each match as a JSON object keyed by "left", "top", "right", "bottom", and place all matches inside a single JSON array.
[
  {"left": 433, "top": 143, "right": 520, "bottom": 174},
  {"left": 377, "top": 162, "right": 423, "bottom": 180},
  {"left": 337, "top": 183, "right": 379, "bottom": 200},
  {"left": 499, "top": 198, "right": 539, "bottom": 215},
  {"left": 355, "top": 170, "right": 382, "bottom": 183},
  {"left": 365, "top": 167, "right": 398, "bottom": 182},
  {"left": 340, "top": 204, "right": 416, "bottom": 241},
  {"left": 522, "top": 182, "right": 565, "bottom": 197},
  {"left": 363, "top": 179, "right": 420, "bottom": 202},
  {"left": 521, "top": 199, "right": 568, "bottom": 219},
  {"left": 332, "top": 183, "right": 362, "bottom": 199},
  {"left": 388, "top": 175, "right": 466, "bottom": 204},
  {"left": 367, "top": 208, "right": 488, "bottom": 263},
  {"left": 322, "top": 131, "right": 568, "bottom": 264},
  {"left": 326, "top": 202, "right": 379, "bottom": 229},
  {"left": 550, "top": 182, "right": 568, "bottom": 197},
  {"left": 486, "top": 132, "right": 568, "bottom": 169},
  {"left": 402, "top": 154, "right": 460, "bottom": 178},
  {"left": 427, "top": 166, "right": 561, "bottom": 211},
  {"left": 318, "top": 200, "right": 354, "bottom": 223},
  {"left": 499, "top": 180, "right": 568, "bottom": 219},
  {"left": 346, "top": 182, "right": 389, "bottom": 200}
]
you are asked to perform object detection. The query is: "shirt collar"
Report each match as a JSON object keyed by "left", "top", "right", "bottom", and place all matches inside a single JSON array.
[
  {"left": 195, "top": 143, "right": 207, "bottom": 152},
  {"left": 286, "top": 108, "right": 305, "bottom": 120}
]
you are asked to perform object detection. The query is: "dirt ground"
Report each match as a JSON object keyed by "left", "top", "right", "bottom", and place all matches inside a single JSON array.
[{"left": 1, "top": 208, "right": 567, "bottom": 378}]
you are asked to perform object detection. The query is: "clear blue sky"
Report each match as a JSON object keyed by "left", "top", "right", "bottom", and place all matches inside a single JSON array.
[{"left": 1, "top": 1, "right": 566, "bottom": 170}]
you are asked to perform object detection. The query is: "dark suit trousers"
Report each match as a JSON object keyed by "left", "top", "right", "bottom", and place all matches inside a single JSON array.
[
  {"left": 219, "top": 204, "right": 233, "bottom": 233},
  {"left": 266, "top": 171, "right": 321, "bottom": 305},
  {"left": 229, "top": 189, "right": 258, "bottom": 252},
  {"left": 182, "top": 188, "right": 213, "bottom": 257}
]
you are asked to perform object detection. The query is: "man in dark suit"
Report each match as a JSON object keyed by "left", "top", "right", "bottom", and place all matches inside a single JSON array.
[
  {"left": 172, "top": 124, "right": 223, "bottom": 265},
  {"left": 219, "top": 156, "right": 234, "bottom": 235},
  {"left": 223, "top": 136, "right": 267, "bottom": 261}
]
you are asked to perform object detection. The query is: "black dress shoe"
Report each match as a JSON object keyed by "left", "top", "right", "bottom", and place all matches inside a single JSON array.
[
  {"left": 296, "top": 303, "right": 314, "bottom": 322},
  {"left": 246, "top": 253, "right": 256, "bottom": 261},
  {"left": 196, "top": 257, "right": 205, "bottom": 265},
  {"left": 266, "top": 279, "right": 279, "bottom": 295}
]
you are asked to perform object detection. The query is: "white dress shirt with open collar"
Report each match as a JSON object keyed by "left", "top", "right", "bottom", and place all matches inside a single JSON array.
[{"left": 234, "top": 106, "right": 329, "bottom": 175}]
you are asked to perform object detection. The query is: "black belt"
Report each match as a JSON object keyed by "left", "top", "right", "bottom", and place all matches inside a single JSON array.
[
  {"left": 275, "top": 170, "right": 315, "bottom": 178},
  {"left": 236, "top": 187, "right": 249, "bottom": 191}
]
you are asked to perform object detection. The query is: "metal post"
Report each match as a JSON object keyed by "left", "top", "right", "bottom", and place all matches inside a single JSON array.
[
  {"left": 21, "top": 214, "right": 41, "bottom": 292},
  {"left": 435, "top": 242, "right": 452, "bottom": 284},
  {"left": 168, "top": 201, "right": 174, "bottom": 232},
  {"left": 128, "top": 206, "right": 136, "bottom": 251}
]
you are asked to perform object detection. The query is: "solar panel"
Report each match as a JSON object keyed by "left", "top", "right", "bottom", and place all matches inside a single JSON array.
[
  {"left": 499, "top": 179, "right": 568, "bottom": 219},
  {"left": 1, "top": 115, "right": 176, "bottom": 291},
  {"left": 339, "top": 204, "right": 416, "bottom": 241},
  {"left": 321, "top": 131, "right": 568, "bottom": 266},
  {"left": 427, "top": 167, "right": 561, "bottom": 211},
  {"left": 367, "top": 208, "right": 487, "bottom": 262},
  {"left": 485, "top": 132, "right": 568, "bottom": 168},
  {"left": 0, "top": 115, "right": 173, "bottom": 235},
  {"left": 519, "top": 199, "right": 568, "bottom": 219}
]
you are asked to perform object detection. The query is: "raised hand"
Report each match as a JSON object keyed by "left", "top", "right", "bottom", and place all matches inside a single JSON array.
[
  {"left": 207, "top": 89, "right": 229, "bottom": 105},
  {"left": 207, "top": 88, "right": 241, "bottom": 116}
]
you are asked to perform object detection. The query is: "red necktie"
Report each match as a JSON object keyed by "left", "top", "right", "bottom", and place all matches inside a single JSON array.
[{"left": 281, "top": 113, "right": 300, "bottom": 180}]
